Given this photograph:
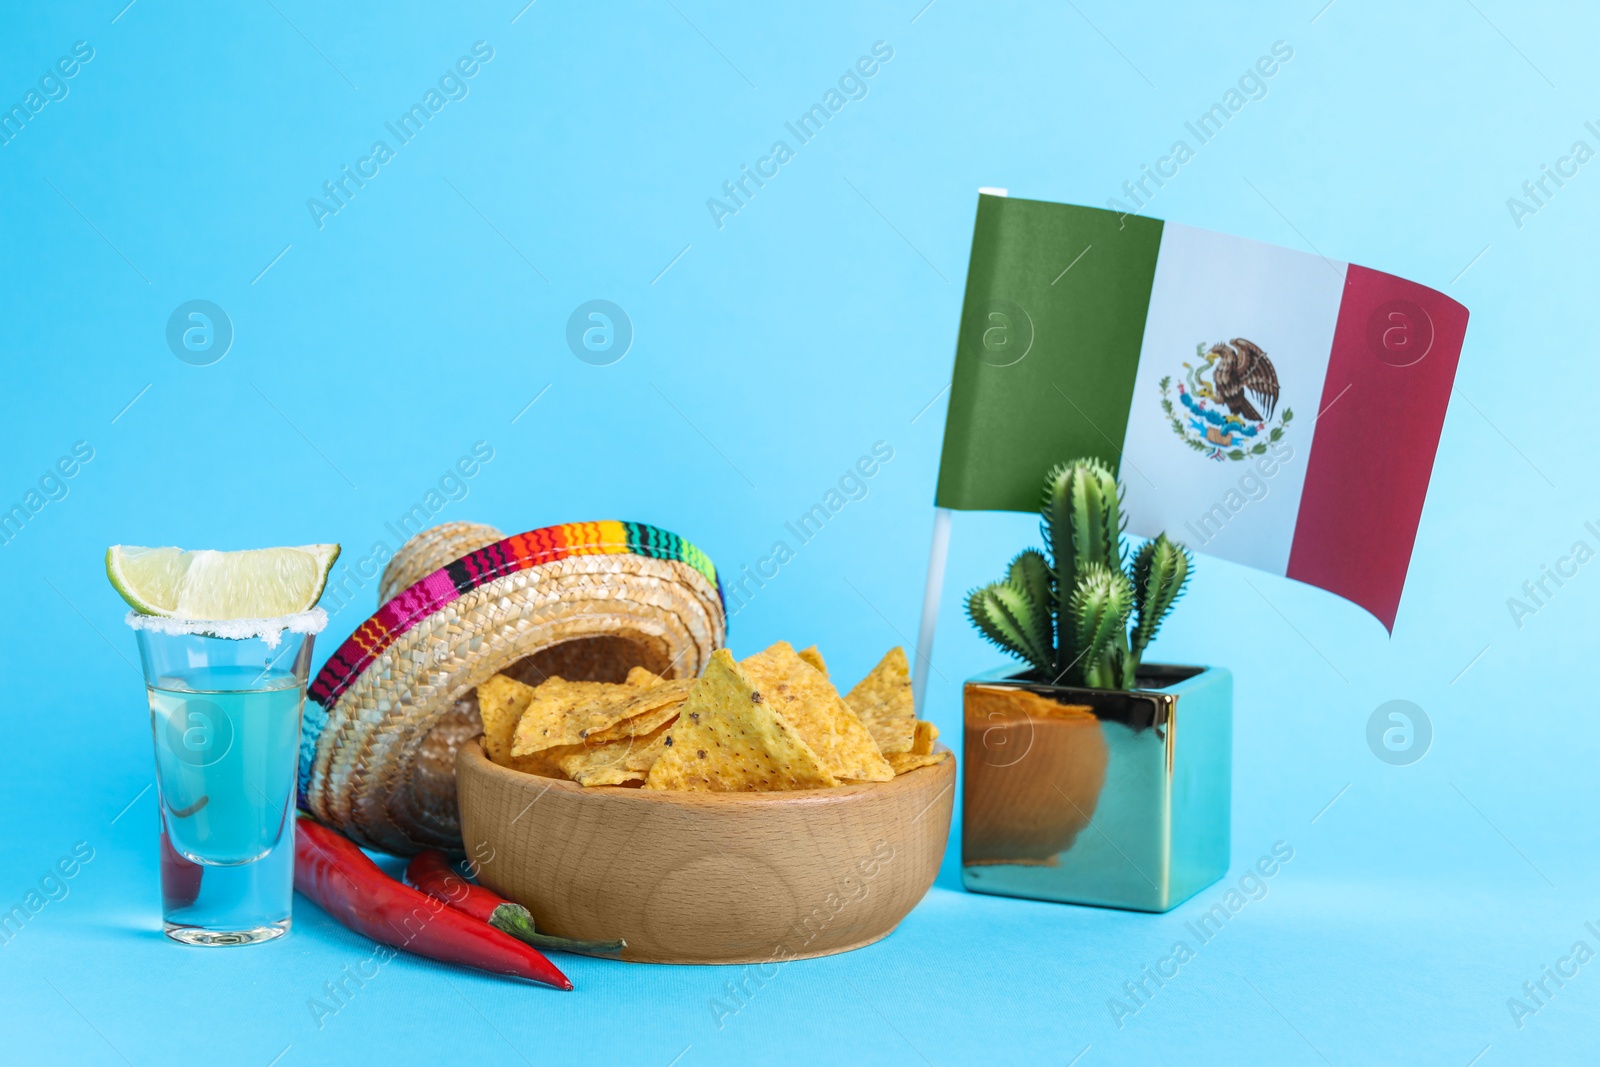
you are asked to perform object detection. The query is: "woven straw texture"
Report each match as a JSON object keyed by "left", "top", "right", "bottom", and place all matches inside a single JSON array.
[
  {"left": 377, "top": 521, "right": 505, "bottom": 606},
  {"left": 303, "top": 522, "right": 725, "bottom": 855}
]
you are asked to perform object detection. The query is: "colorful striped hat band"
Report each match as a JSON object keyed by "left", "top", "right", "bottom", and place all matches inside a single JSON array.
[{"left": 300, "top": 520, "right": 726, "bottom": 855}]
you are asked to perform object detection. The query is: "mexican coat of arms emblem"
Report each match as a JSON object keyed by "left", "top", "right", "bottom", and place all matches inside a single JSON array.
[{"left": 1159, "top": 338, "right": 1293, "bottom": 461}]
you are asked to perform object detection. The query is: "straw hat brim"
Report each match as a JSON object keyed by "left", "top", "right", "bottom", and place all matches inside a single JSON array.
[
  {"left": 377, "top": 520, "right": 505, "bottom": 605},
  {"left": 300, "top": 521, "right": 725, "bottom": 855}
]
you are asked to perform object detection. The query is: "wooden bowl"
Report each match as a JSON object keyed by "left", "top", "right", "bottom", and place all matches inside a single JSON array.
[{"left": 455, "top": 741, "right": 954, "bottom": 964}]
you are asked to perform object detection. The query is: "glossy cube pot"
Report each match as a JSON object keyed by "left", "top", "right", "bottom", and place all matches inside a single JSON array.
[{"left": 962, "top": 664, "right": 1231, "bottom": 912}]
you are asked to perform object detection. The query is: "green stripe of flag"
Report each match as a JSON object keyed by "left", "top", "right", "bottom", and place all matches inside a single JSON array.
[{"left": 935, "top": 197, "right": 1164, "bottom": 512}]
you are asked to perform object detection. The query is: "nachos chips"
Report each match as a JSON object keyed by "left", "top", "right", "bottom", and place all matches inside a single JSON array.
[{"left": 477, "top": 642, "right": 948, "bottom": 792}]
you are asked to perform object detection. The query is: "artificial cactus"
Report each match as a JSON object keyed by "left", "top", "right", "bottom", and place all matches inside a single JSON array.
[
  {"left": 1067, "top": 562, "right": 1134, "bottom": 688},
  {"left": 966, "top": 458, "right": 1194, "bottom": 690},
  {"left": 966, "top": 577, "right": 1052, "bottom": 677},
  {"left": 1126, "top": 533, "right": 1190, "bottom": 686}
]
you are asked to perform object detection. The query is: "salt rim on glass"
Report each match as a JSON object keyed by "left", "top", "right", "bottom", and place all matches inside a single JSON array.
[{"left": 123, "top": 608, "right": 328, "bottom": 649}]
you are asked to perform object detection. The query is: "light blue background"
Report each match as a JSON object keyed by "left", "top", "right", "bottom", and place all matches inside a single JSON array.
[{"left": 1, "top": 1, "right": 1594, "bottom": 1063}]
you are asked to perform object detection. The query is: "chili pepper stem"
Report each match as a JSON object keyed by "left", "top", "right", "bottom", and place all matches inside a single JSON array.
[
  {"left": 406, "top": 848, "right": 627, "bottom": 958},
  {"left": 487, "top": 902, "right": 540, "bottom": 941},
  {"left": 488, "top": 903, "right": 628, "bottom": 957}
]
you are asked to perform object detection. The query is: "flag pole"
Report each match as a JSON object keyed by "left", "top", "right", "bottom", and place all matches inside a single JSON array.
[
  {"left": 911, "top": 507, "right": 952, "bottom": 716},
  {"left": 911, "top": 187, "right": 1006, "bottom": 717}
]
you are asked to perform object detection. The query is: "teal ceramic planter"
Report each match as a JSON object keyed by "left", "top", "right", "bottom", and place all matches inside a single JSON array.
[{"left": 961, "top": 664, "right": 1232, "bottom": 912}]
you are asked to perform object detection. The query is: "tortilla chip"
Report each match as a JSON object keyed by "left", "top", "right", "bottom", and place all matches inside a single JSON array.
[
  {"left": 798, "top": 645, "right": 827, "bottom": 676},
  {"left": 911, "top": 719, "right": 939, "bottom": 756},
  {"left": 843, "top": 647, "right": 917, "bottom": 756},
  {"left": 555, "top": 719, "right": 676, "bottom": 786},
  {"left": 644, "top": 650, "right": 837, "bottom": 792},
  {"left": 619, "top": 727, "right": 674, "bottom": 772},
  {"left": 506, "top": 751, "right": 570, "bottom": 779},
  {"left": 740, "top": 642, "right": 893, "bottom": 782},
  {"left": 579, "top": 678, "right": 695, "bottom": 745},
  {"left": 887, "top": 751, "right": 948, "bottom": 775},
  {"left": 626, "top": 666, "right": 665, "bottom": 687},
  {"left": 477, "top": 674, "right": 536, "bottom": 766},
  {"left": 509, "top": 677, "right": 640, "bottom": 757}
]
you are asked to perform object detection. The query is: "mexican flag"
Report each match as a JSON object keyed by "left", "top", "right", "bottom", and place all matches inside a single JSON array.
[{"left": 935, "top": 194, "right": 1469, "bottom": 631}]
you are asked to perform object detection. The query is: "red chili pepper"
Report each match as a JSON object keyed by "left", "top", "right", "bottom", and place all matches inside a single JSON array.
[
  {"left": 293, "top": 817, "right": 572, "bottom": 990},
  {"left": 406, "top": 850, "right": 626, "bottom": 957}
]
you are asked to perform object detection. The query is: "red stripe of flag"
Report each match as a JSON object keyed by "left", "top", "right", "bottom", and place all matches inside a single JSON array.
[{"left": 1286, "top": 265, "right": 1469, "bottom": 631}]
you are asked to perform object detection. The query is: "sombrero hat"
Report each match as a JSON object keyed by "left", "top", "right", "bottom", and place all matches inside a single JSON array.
[
  {"left": 376, "top": 520, "right": 507, "bottom": 605},
  {"left": 299, "top": 520, "right": 725, "bottom": 855}
]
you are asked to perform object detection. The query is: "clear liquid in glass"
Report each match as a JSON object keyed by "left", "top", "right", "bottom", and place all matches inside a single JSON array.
[{"left": 147, "top": 666, "right": 303, "bottom": 945}]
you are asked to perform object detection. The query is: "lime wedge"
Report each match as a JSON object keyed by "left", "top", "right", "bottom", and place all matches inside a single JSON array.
[{"left": 107, "top": 544, "right": 341, "bottom": 619}]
